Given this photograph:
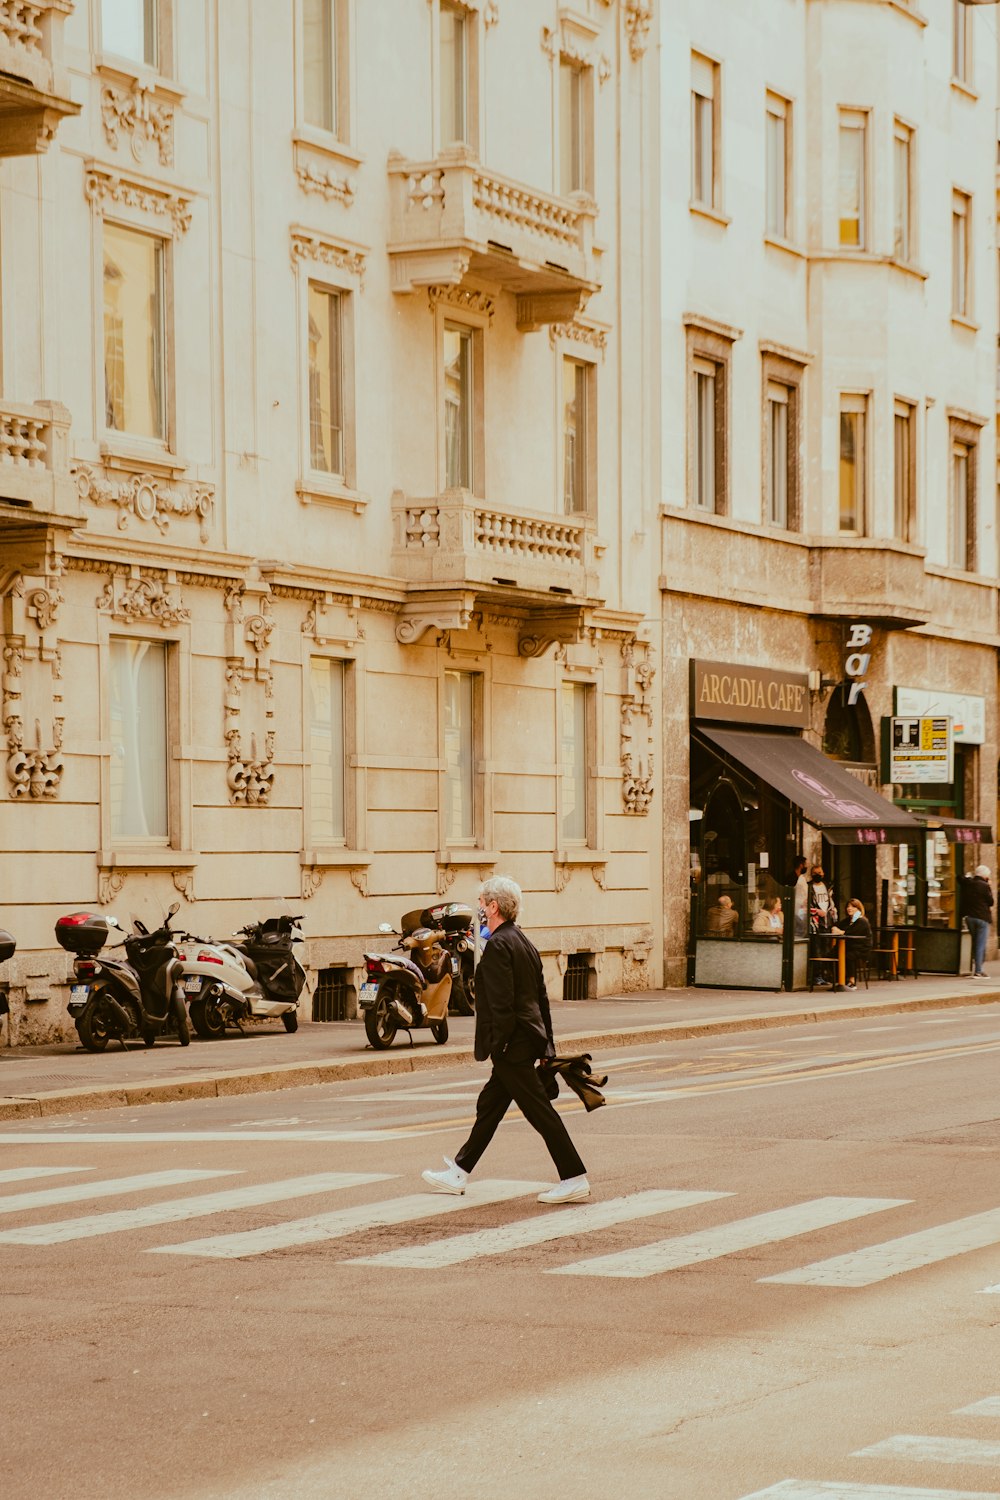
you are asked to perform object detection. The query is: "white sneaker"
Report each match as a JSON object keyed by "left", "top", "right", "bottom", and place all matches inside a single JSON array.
[
  {"left": 538, "top": 1174, "right": 590, "bottom": 1205},
  {"left": 421, "top": 1157, "right": 469, "bottom": 1195}
]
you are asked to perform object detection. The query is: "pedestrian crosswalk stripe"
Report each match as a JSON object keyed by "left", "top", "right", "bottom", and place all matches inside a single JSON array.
[
  {"left": 0, "top": 1168, "right": 231, "bottom": 1219},
  {"left": 548, "top": 1196, "right": 908, "bottom": 1280},
  {"left": 853, "top": 1435, "right": 1000, "bottom": 1466},
  {"left": 345, "top": 1189, "right": 732, "bottom": 1270},
  {"left": 955, "top": 1398, "right": 1000, "bottom": 1417},
  {"left": 150, "top": 1179, "right": 550, "bottom": 1260},
  {"left": 762, "top": 1207, "right": 1000, "bottom": 1288},
  {"left": 976, "top": 1279, "right": 1000, "bottom": 1294},
  {"left": 0, "top": 1166, "right": 92, "bottom": 1185},
  {"left": 738, "top": 1483, "right": 1000, "bottom": 1498},
  {"left": 0, "top": 1172, "right": 389, "bottom": 1246}
]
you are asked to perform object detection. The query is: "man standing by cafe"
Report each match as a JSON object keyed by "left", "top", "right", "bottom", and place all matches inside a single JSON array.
[{"left": 961, "top": 864, "right": 994, "bottom": 979}]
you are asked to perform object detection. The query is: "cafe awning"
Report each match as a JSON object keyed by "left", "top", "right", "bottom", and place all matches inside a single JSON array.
[
  {"left": 918, "top": 816, "right": 994, "bottom": 845},
  {"left": 697, "top": 726, "right": 922, "bottom": 845}
]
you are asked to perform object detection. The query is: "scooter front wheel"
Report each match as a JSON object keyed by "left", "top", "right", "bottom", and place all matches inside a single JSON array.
[
  {"left": 430, "top": 1018, "right": 449, "bottom": 1045},
  {"left": 171, "top": 990, "right": 191, "bottom": 1046},
  {"left": 281, "top": 1010, "right": 299, "bottom": 1033}
]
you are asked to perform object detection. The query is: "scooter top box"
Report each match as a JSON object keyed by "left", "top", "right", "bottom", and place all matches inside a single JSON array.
[
  {"left": 0, "top": 929, "right": 13, "bottom": 963},
  {"left": 55, "top": 912, "right": 111, "bottom": 955},
  {"left": 420, "top": 902, "right": 475, "bottom": 934}
]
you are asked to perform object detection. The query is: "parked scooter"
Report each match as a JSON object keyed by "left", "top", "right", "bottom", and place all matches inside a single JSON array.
[
  {"left": 0, "top": 927, "right": 14, "bottom": 1034},
  {"left": 56, "top": 905, "right": 190, "bottom": 1053},
  {"left": 361, "top": 910, "right": 454, "bottom": 1049},
  {"left": 175, "top": 915, "right": 305, "bottom": 1039},
  {"left": 419, "top": 901, "right": 477, "bottom": 1016}
]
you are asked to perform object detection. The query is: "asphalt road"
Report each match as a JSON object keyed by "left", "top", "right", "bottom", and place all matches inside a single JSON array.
[{"left": 2, "top": 1005, "right": 1000, "bottom": 1500}]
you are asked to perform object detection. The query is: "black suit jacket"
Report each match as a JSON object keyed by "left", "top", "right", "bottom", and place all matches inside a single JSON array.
[{"left": 473, "top": 920, "right": 554, "bottom": 1064}]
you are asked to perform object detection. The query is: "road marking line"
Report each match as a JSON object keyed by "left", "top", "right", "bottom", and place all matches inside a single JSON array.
[
  {"left": 0, "top": 1168, "right": 231, "bottom": 1217},
  {"left": 0, "top": 1166, "right": 92, "bottom": 1185},
  {"left": 548, "top": 1196, "right": 907, "bottom": 1280},
  {"left": 737, "top": 1482, "right": 1000, "bottom": 1499},
  {"left": 976, "top": 1280, "right": 1000, "bottom": 1294},
  {"left": 345, "top": 1189, "right": 732, "bottom": 1269},
  {"left": 853, "top": 1435, "right": 1000, "bottom": 1466},
  {"left": 0, "top": 1172, "right": 388, "bottom": 1246},
  {"left": 0, "top": 1131, "right": 428, "bottom": 1144},
  {"left": 151, "top": 1179, "right": 550, "bottom": 1259},
  {"left": 955, "top": 1398, "right": 1000, "bottom": 1416},
  {"left": 762, "top": 1207, "right": 1000, "bottom": 1288}
]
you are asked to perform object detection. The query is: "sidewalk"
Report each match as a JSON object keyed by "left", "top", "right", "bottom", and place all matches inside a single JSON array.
[{"left": 1, "top": 972, "right": 998, "bottom": 1121}]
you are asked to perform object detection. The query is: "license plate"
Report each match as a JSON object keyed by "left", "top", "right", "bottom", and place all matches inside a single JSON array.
[
  {"left": 359, "top": 982, "right": 379, "bottom": 1009},
  {"left": 68, "top": 985, "right": 89, "bottom": 1013},
  {"left": 184, "top": 976, "right": 201, "bottom": 993}
]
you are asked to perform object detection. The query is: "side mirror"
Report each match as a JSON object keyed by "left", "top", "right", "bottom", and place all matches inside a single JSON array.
[
  {"left": 168, "top": 903, "right": 180, "bottom": 917},
  {"left": 378, "top": 922, "right": 393, "bottom": 933}
]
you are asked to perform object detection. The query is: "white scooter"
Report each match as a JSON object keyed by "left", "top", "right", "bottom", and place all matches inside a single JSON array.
[{"left": 176, "top": 915, "right": 305, "bottom": 1039}]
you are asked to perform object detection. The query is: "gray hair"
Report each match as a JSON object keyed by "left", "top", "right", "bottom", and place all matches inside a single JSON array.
[
  {"left": 976, "top": 864, "right": 991, "bottom": 880},
  {"left": 480, "top": 874, "right": 522, "bottom": 923}
]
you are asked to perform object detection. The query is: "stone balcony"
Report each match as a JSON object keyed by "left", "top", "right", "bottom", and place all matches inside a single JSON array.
[
  {"left": 810, "top": 538, "right": 930, "bottom": 630},
  {"left": 387, "top": 147, "right": 601, "bottom": 329},
  {"left": 391, "top": 488, "right": 604, "bottom": 651},
  {"left": 0, "top": 400, "right": 80, "bottom": 564},
  {"left": 0, "top": 1, "right": 80, "bottom": 156}
]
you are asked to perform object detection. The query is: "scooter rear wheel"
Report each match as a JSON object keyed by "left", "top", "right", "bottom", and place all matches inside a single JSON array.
[
  {"left": 364, "top": 979, "right": 402, "bottom": 1050},
  {"left": 189, "top": 995, "right": 226, "bottom": 1040},
  {"left": 76, "top": 1006, "right": 110, "bottom": 1054}
]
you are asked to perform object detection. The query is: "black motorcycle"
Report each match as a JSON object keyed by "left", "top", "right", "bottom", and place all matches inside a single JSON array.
[
  {"left": 419, "top": 901, "right": 477, "bottom": 1016},
  {"left": 56, "top": 904, "right": 190, "bottom": 1053}
]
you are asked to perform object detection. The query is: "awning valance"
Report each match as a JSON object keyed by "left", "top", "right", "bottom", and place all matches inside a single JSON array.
[
  {"left": 697, "top": 726, "right": 922, "bottom": 845},
  {"left": 919, "top": 816, "right": 994, "bottom": 845}
]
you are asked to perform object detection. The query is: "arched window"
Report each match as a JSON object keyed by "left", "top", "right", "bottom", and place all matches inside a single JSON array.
[{"left": 823, "top": 689, "right": 875, "bottom": 764}]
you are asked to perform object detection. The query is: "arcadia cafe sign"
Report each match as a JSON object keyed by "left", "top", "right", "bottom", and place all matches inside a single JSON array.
[{"left": 843, "top": 622, "right": 873, "bottom": 705}]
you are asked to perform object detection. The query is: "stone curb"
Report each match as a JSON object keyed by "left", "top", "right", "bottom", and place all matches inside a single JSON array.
[{"left": 0, "top": 986, "right": 996, "bottom": 1122}]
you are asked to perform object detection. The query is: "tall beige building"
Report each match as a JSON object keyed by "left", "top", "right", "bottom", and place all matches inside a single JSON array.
[
  {"left": 663, "top": 0, "right": 1000, "bottom": 987},
  {"left": 0, "top": 0, "right": 660, "bottom": 1041}
]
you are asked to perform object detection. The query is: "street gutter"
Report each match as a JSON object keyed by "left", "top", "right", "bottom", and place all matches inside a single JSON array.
[{"left": 1, "top": 986, "right": 998, "bottom": 1121}]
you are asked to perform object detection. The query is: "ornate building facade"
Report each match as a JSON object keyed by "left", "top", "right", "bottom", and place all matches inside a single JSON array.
[{"left": 0, "top": 0, "right": 660, "bottom": 1039}]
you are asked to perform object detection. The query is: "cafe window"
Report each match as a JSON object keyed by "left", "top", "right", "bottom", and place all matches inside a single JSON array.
[{"left": 838, "top": 394, "right": 867, "bottom": 534}]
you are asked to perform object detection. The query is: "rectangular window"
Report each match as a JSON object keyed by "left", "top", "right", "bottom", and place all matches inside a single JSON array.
[
  {"left": 562, "top": 356, "right": 594, "bottom": 515},
  {"left": 444, "top": 670, "right": 475, "bottom": 844},
  {"left": 440, "top": 3, "right": 469, "bottom": 146},
  {"left": 561, "top": 682, "right": 589, "bottom": 845},
  {"left": 839, "top": 396, "right": 867, "bottom": 534},
  {"left": 893, "top": 401, "right": 916, "bottom": 543},
  {"left": 691, "top": 54, "right": 717, "bottom": 208},
  {"left": 893, "top": 122, "right": 912, "bottom": 262},
  {"left": 765, "top": 94, "right": 788, "bottom": 239},
  {"left": 766, "top": 381, "right": 790, "bottom": 528},
  {"left": 443, "top": 322, "right": 474, "bottom": 490},
  {"left": 953, "top": 0, "right": 970, "bottom": 84},
  {"left": 838, "top": 110, "right": 867, "bottom": 248},
  {"left": 303, "top": 0, "right": 340, "bottom": 135},
  {"left": 109, "top": 638, "right": 168, "bottom": 841},
  {"left": 693, "top": 357, "right": 718, "bottom": 511},
  {"left": 951, "top": 435, "right": 976, "bottom": 571},
  {"left": 103, "top": 222, "right": 166, "bottom": 441},
  {"left": 307, "top": 283, "right": 344, "bottom": 476},
  {"left": 309, "top": 658, "right": 346, "bottom": 843},
  {"left": 559, "top": 60, "right": 586, "bottom": 196},
  {"left": 102, "top": 0, "right": 158, "bottom": 68},
  {"left": 952, "top": 190, "right": 970, "bottom": 317}
]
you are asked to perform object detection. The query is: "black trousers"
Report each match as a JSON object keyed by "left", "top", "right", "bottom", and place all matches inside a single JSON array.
[{"left": 455, "top": 1031, "right": 586, "bottom": 1181}]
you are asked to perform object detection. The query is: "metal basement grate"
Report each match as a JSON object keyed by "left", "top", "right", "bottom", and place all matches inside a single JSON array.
[
  {"left": 313, "top": 967, "right": 352, "bottom": 1022},
  {"left": 562, "top": 953, "right": 591, "bottom": 1002}
]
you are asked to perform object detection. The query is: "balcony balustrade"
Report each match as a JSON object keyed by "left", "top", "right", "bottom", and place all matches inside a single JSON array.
[
  {"left": 388, "top": 148, "right": 601, "bottom": 329},
  {"left": 0, "top": 399, "right": 78, "bottom": 530},
  {"left": 0, "top": 1, "right": 79, "bottom": 156}
]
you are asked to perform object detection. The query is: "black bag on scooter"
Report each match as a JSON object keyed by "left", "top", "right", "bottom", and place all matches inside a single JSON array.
[{"left": 244, "top": 933, "right": 303, "bottom": 1002}]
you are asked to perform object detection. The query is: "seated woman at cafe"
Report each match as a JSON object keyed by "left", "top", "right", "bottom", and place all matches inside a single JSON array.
[
  {"left": 752, "top": 896, "right": 783, "bottom": 936},
  {"left": 833, "top": 898, "right": 872, "bottom": 989},
  {"left": 706, "top": 893, "right": 738, "bottom": 937}
]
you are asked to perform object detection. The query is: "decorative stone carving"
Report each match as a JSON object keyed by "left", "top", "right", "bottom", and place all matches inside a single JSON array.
[
  {"left": 295, "top": 163, "right": 355, "bottom": 206},
  {"left": 74, "top": 464, "right": 214, "bottom": 543},
  {"left": 98, "top": 868, "right": 127, "bottom": 906},
  {"left": 302, "top": 866, "right": 324, "bottom": 900},
  {"left": 226, "top": 729, "right": 275, "bottom": 806},
  {"left": 427, "top": 284, "right": 496, "bottom": 326},
  {"left": 290, "top": 229, "right": 367, "bottom": 286},
  {"left": 624, "top": 0, "right": 653, "bottom": 60},
  {"left": 483, "top": 0, "right": 499, "bottom": 26},
  {"left": 85, "top": 164, "right": 192, "bottom": 236},
  {"left": 349, "top": 867, "right": 369, "bottom": 898},
  {"left": 101, "top": 80, "right": 174, "bottom": 166},
  {"left": 25, "top": 586, "right": 63, "bottom": 631},
  {"left": 245, "top": 598, "right": 275, "bottom": 656},
  {"left": 436, "top": 864, "right": 458, "bottom": 898},
  {"left": 6, "top": 706, "right": 64, "bottom": 799},
  {"left": 172, "top": 869, "right": 195, "bottom": 901},
  {"left": 97, "top": 573, "right": 191, "bottom": 627},
  {"left": 554, "top": 863, "right": 574, "bottom": 893},
  {"left": 548, "top": 321, "right": 608, "bottom": 354},
  {"left": 620, "top": 640, "right": 655, "bottom": 814},
  {"left": 3, "top": 566, "right": 66, "bottom": 800}
]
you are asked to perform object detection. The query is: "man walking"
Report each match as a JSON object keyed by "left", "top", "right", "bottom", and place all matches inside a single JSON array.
[
  {"left": 961, "top": 864, "right": 994, "bottom": 979},
  {"left": 422, "top": 875, "right": 590, "bottom": 1205}
]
